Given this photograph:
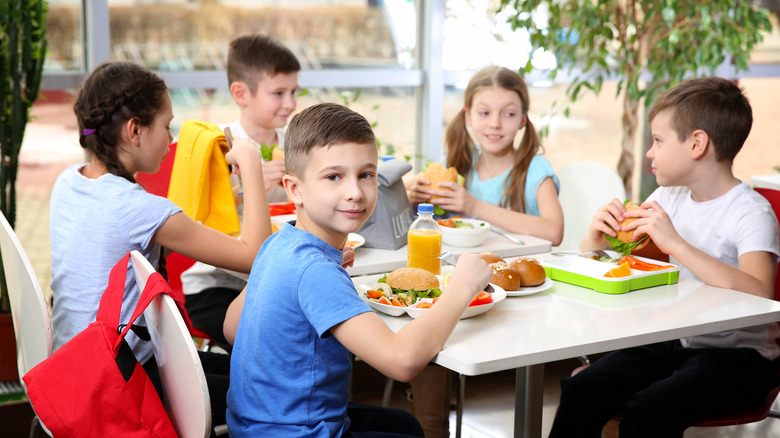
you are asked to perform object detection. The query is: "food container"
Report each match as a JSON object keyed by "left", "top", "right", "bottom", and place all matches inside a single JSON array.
[
  {"left": 440, "top": 218, "right": 491, "bottom": 247},
  {"left": 541, "top": 253, "right": 679, "bottom": 294}
]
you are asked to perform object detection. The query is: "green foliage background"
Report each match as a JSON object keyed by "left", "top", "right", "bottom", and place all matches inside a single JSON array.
[{"left": 499, "top": 0, "right": 772, "bottom": 194}]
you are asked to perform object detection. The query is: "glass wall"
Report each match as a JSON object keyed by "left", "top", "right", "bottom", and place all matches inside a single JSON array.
[{"left": 29, "top": 0, "right": 780, "bottom": 184}]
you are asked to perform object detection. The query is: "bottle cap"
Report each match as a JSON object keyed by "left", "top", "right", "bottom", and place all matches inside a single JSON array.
[{"left": 418, "top": 203, "right": 434, "bottom": 214}]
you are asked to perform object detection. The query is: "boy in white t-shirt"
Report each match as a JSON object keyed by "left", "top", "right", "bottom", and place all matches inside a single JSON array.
[
  {"left": 549, "top": 77, "right": 780, "bottom": 438},
  {"left": 182, "top": 34, "right": 301, "bottom": 348}
]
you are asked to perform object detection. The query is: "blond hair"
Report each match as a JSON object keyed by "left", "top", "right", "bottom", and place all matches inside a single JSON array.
[{"left": 445, "top": 66, "right": 543, "bottom": 211}]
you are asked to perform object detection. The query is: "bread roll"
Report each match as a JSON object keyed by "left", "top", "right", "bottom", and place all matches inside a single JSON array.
[
  {"left": 272, "top": 147, "right": 285, "bottom": 162},
  {"left": 478, "top": 252, "right": 505, "bottom": 265},
  {"left": 616, "top": 202, "right": 649, "bottom": 250},
  {"left": 490, "top": 261, "right": 521, "bottom": 291},
  {"left": 386, "top": 267, "right": 440, "bottom": 291},
  {"left": 510, "top": 257, "right": 546, "bottom": 287}
]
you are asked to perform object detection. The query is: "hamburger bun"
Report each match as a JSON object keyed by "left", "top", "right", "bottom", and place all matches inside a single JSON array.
[
  {"left": 616, "top": 202, "right": 649, "bottom": 250},
  {"left": 423, "top": 162, "right": 460, "bottom": 202},
  {"left": 478, "top": 252, "right": 505, "bottom": 265},
  {"left": 490, "top": 261, "right": 522, "bottom": 291},
  {"left": 271, "top": 147, "right": 285, "bottom": 162},
  {"left": 509, "top": 257, "right": 546, "bottom": 287},
  {"left": 386, "top": 267, "right": 439, "bottom": 291}
]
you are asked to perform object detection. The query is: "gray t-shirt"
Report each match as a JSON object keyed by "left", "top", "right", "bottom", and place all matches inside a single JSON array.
[{"left": 50, "top": 163, "right": 182, "bottom": 363}]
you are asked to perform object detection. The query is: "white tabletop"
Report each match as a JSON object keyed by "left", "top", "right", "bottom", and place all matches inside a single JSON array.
[
  {"left": 352, "top": 254, "right": 780, "bottom": 437},
  {"left": 347, "top": 232, "right": 551, "bottom": 277},
  {"left": 353, "top": 268, "right": 780, "bottom": 375},
  {"left": 751, "top": 173, "right": 780, "bottom": 190}
]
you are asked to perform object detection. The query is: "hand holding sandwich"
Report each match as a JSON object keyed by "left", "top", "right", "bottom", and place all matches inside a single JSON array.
[{"left": 582, "top": 198, "right": 680, "bottom": 256}]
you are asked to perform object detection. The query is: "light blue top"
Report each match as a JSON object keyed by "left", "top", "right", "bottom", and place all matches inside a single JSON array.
[
  {"left": 465, "top": 155, "right": 559, "bottom": 216},
  {"left": 50, "top": 163, "right": 181, "bottom": 364},
  {"left": 227, "top": 225, "right": 371, "bottom": 437}
]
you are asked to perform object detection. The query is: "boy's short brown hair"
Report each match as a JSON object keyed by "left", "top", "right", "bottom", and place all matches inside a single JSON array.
[
  {"left": 648, "top": 77, "right": 752, "bottom": 163},
  {"left": 284, "top": 103, "right": 376, "bottom": 178},
  {"left": 227, "top": 34, "right": 301, "bottom": 94}
]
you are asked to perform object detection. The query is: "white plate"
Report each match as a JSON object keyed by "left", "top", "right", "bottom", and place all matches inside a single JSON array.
[
  {"left": 405, "top": 284, "right": 507, "bottom": 319},
  {"left": 345, "top": 233, "right": 365, "bottom": 249},
  {"left": 363, "top": 296, "right": 407, "bottom": 316},
  {"left": 505, "top": 277, "right": 554, "bottom": 297}
]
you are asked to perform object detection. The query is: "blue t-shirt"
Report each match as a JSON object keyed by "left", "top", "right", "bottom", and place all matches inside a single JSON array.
[
  {"left": 465, "top": 155, "right": 559, "bottom": 216},
  {"left": 50, "top": 163, "right": 182, "bottom": 363},
  {"left": 227, "top": 225, "right": 371, "bottom": 437}
]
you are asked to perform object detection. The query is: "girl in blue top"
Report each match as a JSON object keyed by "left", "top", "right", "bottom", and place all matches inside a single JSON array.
[{"left": 408, "top": 65, "right": 563, "bottom": 245}]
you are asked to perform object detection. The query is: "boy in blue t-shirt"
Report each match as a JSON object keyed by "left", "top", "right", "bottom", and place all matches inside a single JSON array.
[
  {"left": 225, "top": 103, "right": 493, "bottom": 437},
  {"left": 549, "top": 77, "right": 780, "bottom": 437}
]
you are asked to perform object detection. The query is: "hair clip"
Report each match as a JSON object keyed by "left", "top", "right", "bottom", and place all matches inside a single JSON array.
[
  {"left": 462, "top": 106, "right": 467, "bottom": 112},
  {"left": 83, "top": 128, "right": 96, "bottom": 136}
]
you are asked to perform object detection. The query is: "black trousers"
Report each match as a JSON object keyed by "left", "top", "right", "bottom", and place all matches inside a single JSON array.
[
  {"left": 144, "top": 350, "right": 230, "bottom": 429},
  {"left": 184, "top": 286, "right": 242, "bottom": 351},
  {"left": 548, "top": 340, "right": 780, "bottom": 438},
  {"left": 343, "top": 402, "right": 425, "bottom": 438}
]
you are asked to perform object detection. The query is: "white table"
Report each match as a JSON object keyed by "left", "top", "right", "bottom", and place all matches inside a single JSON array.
[
  {"left": 347, "top": 232, "right": 551, "bottom": 276},
  {"left": 352, "top": 257, "right": 780, "bottom": 438},
  {"left": 751, "top": 174, "right": 780, "bottom": 190}
]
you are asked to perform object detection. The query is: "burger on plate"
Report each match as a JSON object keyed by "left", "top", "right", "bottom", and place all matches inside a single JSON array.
[
  {"left": 381, "top": 267, "right": 442, "bottom": 305},
  {"left": 605, "top": 201, "right": 650, "bottom": 254}
]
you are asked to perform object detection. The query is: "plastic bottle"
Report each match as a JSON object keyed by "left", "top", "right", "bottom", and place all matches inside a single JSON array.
[{"left": 407, "top": 203, "right": 442, "bottom": 275}]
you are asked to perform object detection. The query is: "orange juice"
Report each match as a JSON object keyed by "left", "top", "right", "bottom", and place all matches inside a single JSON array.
[{"left": 407, "top": 229, "right": 442, "bottom": 275}]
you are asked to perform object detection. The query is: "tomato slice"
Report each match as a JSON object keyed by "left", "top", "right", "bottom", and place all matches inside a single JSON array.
[
  {"left": 391, "top": 297, "right": 405, "bottom": 307},
  {"left": 437, "top": 218, "right": 456, "bottom": 228},
  {"left": 416, "top": 302, "right": 433, "bottom": 309},
  {"left": 366, "top": 290, "right": 384, "bottom": 300},
  {"left": 469, "top": 291, "right": 493, "bottom": 307},
  {"left": 378, "top": 296, "right": 391, "bottom": 306}
]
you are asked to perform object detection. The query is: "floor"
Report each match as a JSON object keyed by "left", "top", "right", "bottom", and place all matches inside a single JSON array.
[{"left": 351, "top": 357, "right": 780, "bottom": 438}]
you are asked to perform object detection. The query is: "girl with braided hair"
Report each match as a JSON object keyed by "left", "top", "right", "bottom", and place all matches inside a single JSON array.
[{"left": 49, "top": 61, "right": 271, "bottom": 427}]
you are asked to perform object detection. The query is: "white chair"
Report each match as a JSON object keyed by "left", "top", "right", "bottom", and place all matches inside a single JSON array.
[
  {"left": 555, "top": 161, "right": 627, "bottom": 251},
  {"left": 130, "top": 250, "right": 212, "bottom": 438},
  {"left": 0, "top": 212, "right": 53, "bottom": 436}
]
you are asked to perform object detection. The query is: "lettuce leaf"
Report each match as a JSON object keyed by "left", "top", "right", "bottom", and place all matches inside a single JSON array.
[
  {"left": 260, "top": 143, "right": 276, "bottom": 161},
  {"left": 604, "top": 232, "right": 648, "bottom": 257}
]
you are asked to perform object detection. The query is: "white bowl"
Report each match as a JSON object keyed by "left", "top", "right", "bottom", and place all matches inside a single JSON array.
[{"left": 441, "top": 218, "right": 491, "bottom": 247}]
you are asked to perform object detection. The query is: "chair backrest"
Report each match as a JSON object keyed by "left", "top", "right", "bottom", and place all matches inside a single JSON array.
[
  {"left": 129, "top": 250, "right": 211, "bottom": 438},
  {"left": 0, "top": 212, "right": 52, "bottom": 381},
  {"left": 555, "top": 161, "right": 627, "bottom": 251},
  {"left": 754, "top": 187, "right": 780, "bottom": 301},
  {"left": 136, "top": 142, "right": 197, "bottom": 294}
]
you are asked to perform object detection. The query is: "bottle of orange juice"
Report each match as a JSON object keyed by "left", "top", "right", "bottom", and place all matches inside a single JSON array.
[{"left": 407, "top": 203, "right": 442, "bottom": 275}]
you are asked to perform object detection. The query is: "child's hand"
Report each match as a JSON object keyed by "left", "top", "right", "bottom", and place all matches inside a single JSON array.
[
  {"left": 262, "top": 160, "right": 286, "bottom": 192},
  {"left": 583, "top": 198, "right": 628, "bottom": 250},
  {"left": 225, "top": 137, "right": 263, "bottom": 176},
  {"left": 624, "top": 201, "right": 680, "bottom": 255},
  {"left": 430, "top": 182, "right": 476, "bottom": 215},
  {"left": 449, "top": 253, "right": 492, "bottom": 298},
  {"left": 406, "top": 174, "right": 432, "bottom": 205},
  {"left": 342, "top": 247, "right": 355, "bottom": 268}
]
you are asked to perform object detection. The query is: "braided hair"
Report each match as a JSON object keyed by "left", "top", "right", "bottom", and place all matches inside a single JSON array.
[{"left": 73, "top": 61, "right": 169, "bottom": 182}]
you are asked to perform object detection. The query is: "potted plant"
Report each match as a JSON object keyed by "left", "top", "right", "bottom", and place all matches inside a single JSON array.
[
  {"left": 498, "top": 0, "right": 772, "bottom": 196},
  {"left": 0, "top": 0, "right": 48, "bottom": 381}
]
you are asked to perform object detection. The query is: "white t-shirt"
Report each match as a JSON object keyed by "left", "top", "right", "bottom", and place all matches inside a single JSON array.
[
  {"left": 180, "top": 121, "right": 286, "bottom": 296},
  {"left": 646, "top": 182, "right": 780, "bottom": 360},
  {"left": 50, "top": 164, "right": 182, "bottom": 364}
]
